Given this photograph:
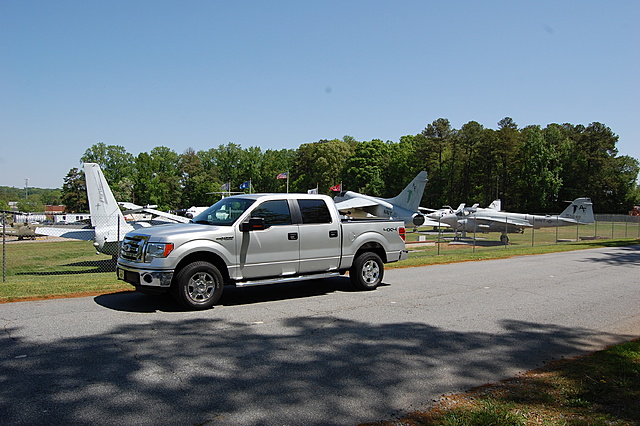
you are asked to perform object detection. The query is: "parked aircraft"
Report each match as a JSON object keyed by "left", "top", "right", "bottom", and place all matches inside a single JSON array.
[
  {"left": 334, "top": 171, "right": 441, "bottom": 227},
  {"left": 430, "top": 198, "right": 594, "bottom": 244},
  {"left": 175, "top": 205, "right": 208, "bottom": 219},
  {"left": 36, "top": 163, "right": 188, "bottom": 256}
]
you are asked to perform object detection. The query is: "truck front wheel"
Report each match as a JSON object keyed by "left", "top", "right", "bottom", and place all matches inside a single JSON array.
[
  {"left": 350, "top": 252, "right": 384, "bottom": 291},
  {"left": 173, "top": 261, "right": 224, "bottom": 310}
]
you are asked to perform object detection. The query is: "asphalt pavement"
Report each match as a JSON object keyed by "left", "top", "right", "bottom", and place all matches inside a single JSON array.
[{"left": 1, "top": 245, "right": 639, "bottom": 425}]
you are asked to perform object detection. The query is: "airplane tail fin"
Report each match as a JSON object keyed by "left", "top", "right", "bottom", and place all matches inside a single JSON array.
[
  {"left": 559, "top": 198, "right": 594, "bottom": 223},
  {"left": 487, "top": 199, "right": 501, "bottom": 211},
  {"left": 84, "top": 163, "right": 133, "bottom": 244},
  {"left": 385, "top": 171, "right": 428, "bottom": 213}
]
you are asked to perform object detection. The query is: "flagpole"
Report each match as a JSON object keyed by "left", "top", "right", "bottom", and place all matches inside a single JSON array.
[{"left": 286, "top": 171, "right": 289, "bottom": 193}]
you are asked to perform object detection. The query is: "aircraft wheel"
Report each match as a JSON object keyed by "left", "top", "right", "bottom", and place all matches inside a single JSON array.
[
  {"left": 173, "top": 261, "right": 223, "bottom": 310},
  {"left": 350, "top": 252, "right": 384, "bottom": 291},
  {"left": 500, "top": 234, "right": 509, "bottom": 244}
]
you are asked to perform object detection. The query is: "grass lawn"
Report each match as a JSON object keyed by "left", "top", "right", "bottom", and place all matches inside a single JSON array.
[{"left": 0, "top": 239, "right": 131, "bottom": 302}]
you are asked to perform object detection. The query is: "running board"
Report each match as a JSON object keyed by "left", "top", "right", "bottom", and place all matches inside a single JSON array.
[{"left": 233, "top": 272, "right": 342, "bottom": 288}]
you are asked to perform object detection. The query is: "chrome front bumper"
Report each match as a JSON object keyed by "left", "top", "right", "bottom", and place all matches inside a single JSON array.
[{"left": 117, "top": 264, "right": 173, "bottom": 288}]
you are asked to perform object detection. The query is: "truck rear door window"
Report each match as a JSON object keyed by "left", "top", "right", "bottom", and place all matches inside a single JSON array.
[
  {"left": 298, "top": 199, "right": 332, "bottom": 224},
  {"left": 251, "top": 200, "right": 292, "bottom": 226}
]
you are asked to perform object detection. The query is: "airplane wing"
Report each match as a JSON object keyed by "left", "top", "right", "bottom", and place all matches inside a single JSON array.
[
  {"left": 334, "top": 197, "right": 384, "bottom": 211},
  {"left": 141, "top": 208, "right": 191, "bottom": 223},
  {"left": 35, "top": 227, "right": 96, "bottom": 241},
  {"left": 118, "top": 202, "right": 143, "bottom": 210},
  {"left": 119, "top": 204, "right": 190, "bottom": 224},
  {"left": 422, "top": 218, "right": 451, "bottom": 228},
  {"left": 473, "top": 215, "right": 533, "bottom": 228}
]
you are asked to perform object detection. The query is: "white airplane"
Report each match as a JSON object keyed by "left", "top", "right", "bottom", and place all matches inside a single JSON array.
[
  {"left": 36, "top": 163, "right": 189, "bottom": 256},
  {"left": 431, "top": 197, "right": 594, "bottom": 244},
  {"left": 175, "top": 205, "right": 208, "bottom": 219},
  {"left": 334, "top": 171, "right": 440, "bottom": 227}
]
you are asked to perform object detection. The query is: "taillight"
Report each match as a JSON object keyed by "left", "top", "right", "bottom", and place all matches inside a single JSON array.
[{"left": 398, "top": 227, "right": 406, "bottom": 241}]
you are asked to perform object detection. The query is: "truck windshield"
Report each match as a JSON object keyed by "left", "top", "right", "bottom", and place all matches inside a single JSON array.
[{"left": 191, "top": 198, "right": 256, "bottom": 226}]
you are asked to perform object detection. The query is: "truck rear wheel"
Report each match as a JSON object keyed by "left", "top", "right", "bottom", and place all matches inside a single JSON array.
[
  {"left": 350, "top": 252, "right": 384, "bottom": 291},
  {"left": 173, "top": 261, "right": 223, "bottom": 310}
]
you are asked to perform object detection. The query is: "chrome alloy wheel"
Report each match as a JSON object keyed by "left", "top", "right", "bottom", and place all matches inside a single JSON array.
[
  {"left": 187, "top": 272, "right": 216, "bottom": 302},
  {"left": 361, "top": 259, "right": 380, "bottom": 284}
]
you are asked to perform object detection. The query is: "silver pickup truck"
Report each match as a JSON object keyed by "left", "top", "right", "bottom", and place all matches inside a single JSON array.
[{"left": 116, "top": 193, "right": 408, "bottom": 310}]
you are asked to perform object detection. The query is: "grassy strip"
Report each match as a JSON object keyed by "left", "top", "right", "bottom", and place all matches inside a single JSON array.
[
  {"left": 369, "top": 338, "right": 640, "bottom": 425},
  {"left": 389, "top": 238, "right": 639, "bottom": 269},
  {"left": 0, "top": 240, "right": 131, "bottom": 303},
  {"left": 1, "top": 237, "right": 638, "bottom": 301}
]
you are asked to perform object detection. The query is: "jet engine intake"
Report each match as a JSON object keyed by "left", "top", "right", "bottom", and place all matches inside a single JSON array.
[{"left": 412, "top": 213, "right": 425, "bottom": 226}]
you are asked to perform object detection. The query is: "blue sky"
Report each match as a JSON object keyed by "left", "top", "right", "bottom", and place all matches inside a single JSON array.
[{"left": 1, "top": 1, "right": 638, "bottom": 189}]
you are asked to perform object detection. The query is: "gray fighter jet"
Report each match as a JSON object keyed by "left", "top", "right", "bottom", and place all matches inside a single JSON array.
[{"left": 429, "top": 198, "right": 594, "bottom": 244}]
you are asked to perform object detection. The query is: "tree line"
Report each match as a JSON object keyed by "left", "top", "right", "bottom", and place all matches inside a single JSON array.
[
  {"left": 0, "top": 186, "right": 62, "bottom": 213},
  {"left": 53, "top": 117, "right": 639, "bottom": 214}
]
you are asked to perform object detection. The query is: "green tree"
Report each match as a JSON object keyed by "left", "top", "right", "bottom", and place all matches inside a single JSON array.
[
  {"left": 258, "top": 148, "right": 296, "bottom": 193},
  {"left": 344, "top": 139, "right": 389, "bottom": 196},
  {"left": 516, "top": 125, "right": 562, "bottom": 211},
  {"left": 418, "top": 118, "right": 455, "bottom": 207},
  {"left": 211, "top": 142, "right": 244, "bottom": 188},
  {"left": 134, "top": 147, "right": 181, "bottom": 210},
  {"left": 293, "top": 138, "right": 355, "bottom": 193},
  {"left": 237, "top": 146, "right": 263, "bottom": 192},
  {"left": 455, "top": 121, "right": 486, "bottom": 203},
  {"left": 179, "top": 148, "right": 216, "bottom": 207},
  {"left": 81, "top": 142, "right": 135, "bottom": 188},
  {"left": 383, "top": 136, "right": 419, "bottom": 200},
  {"left": 61, "top": 168, "right": 87, "bottom": 212},
  {"left": 495, "top": 117, "right": 522, "bottom": 209}
]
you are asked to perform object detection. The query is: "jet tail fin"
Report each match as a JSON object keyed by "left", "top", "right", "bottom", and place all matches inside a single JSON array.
[
  {"left": 84, "top": 163, "right": 133, "bottom": 244},
  {"left": 384, "top": 171, "right": 428, "bottom": 213},
  {"left": 560, "top": 198, "right": 594, "bottom": 223},
  {"left": 487, "top": 199, "right": 501, "bottom": 211}
]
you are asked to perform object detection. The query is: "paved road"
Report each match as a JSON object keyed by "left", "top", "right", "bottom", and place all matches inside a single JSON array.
[{"left": 1, "top": 245, "right": 640, "bottom": 425}]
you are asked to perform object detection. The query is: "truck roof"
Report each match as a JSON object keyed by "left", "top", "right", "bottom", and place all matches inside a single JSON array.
[{"left": 222, "top": 193, "right": 332, "bottom": 201}]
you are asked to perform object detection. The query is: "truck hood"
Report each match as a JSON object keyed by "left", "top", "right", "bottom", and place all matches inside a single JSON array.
[{"left": 129, "top": 223, "right": 229, "bottom": 241}]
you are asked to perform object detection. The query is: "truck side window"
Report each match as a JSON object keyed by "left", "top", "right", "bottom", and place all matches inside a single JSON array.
[
  {"left": 298, "top": 199, "right": 332, "bottom": 224},
  {"left": 251, "top": 200, "right": 292, "bottom": 226}
]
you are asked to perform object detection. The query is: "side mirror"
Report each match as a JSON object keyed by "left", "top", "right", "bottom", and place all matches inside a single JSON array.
[{"left": 239, "top": 217, "right": 266, "bottom": 232}]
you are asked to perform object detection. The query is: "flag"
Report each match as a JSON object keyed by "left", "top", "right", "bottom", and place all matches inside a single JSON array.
[
  {"left": 307, "top": 187, "right": 318, "bottom": 194},
  {"left": 220, "top": 182, "right": 230, "bottom": 191},
  {"left": 239, "top": 181, "right": 251, "bottom": 190},
  {"left": 276, "top": 172, "right": 288, "bottom": 179},
  {"left": 330, "top": 183, "right": 342, "bottom": 192}
]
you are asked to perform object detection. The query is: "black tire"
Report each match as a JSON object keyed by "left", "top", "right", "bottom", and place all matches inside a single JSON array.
[
  {"left": 350, "top": 252, "right": 384, "bottom": 291},
  {"left": 172, "top": 261, "right": 224, "bottom": 310}
]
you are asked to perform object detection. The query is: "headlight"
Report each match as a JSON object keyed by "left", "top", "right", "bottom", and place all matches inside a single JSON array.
[{"left": 144, "top": 242, "right": 174, "bottom": 262}]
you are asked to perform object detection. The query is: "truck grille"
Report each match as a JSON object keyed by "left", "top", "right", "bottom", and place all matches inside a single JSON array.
[{"left": 120, "top": 235, "right": 148, "bottom": 261}]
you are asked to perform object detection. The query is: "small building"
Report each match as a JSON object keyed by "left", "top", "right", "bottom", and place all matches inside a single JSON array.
[
  {"left": 53, "top": 213, "right": 91, "bottom": 224},
  {"left": 45, "top": 205, "right": 66, "bottom": 214}
]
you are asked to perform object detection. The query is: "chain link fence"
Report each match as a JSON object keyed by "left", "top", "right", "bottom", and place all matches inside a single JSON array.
[{"left": 2, "top": 211, "right": 640, "bottom": 284}]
